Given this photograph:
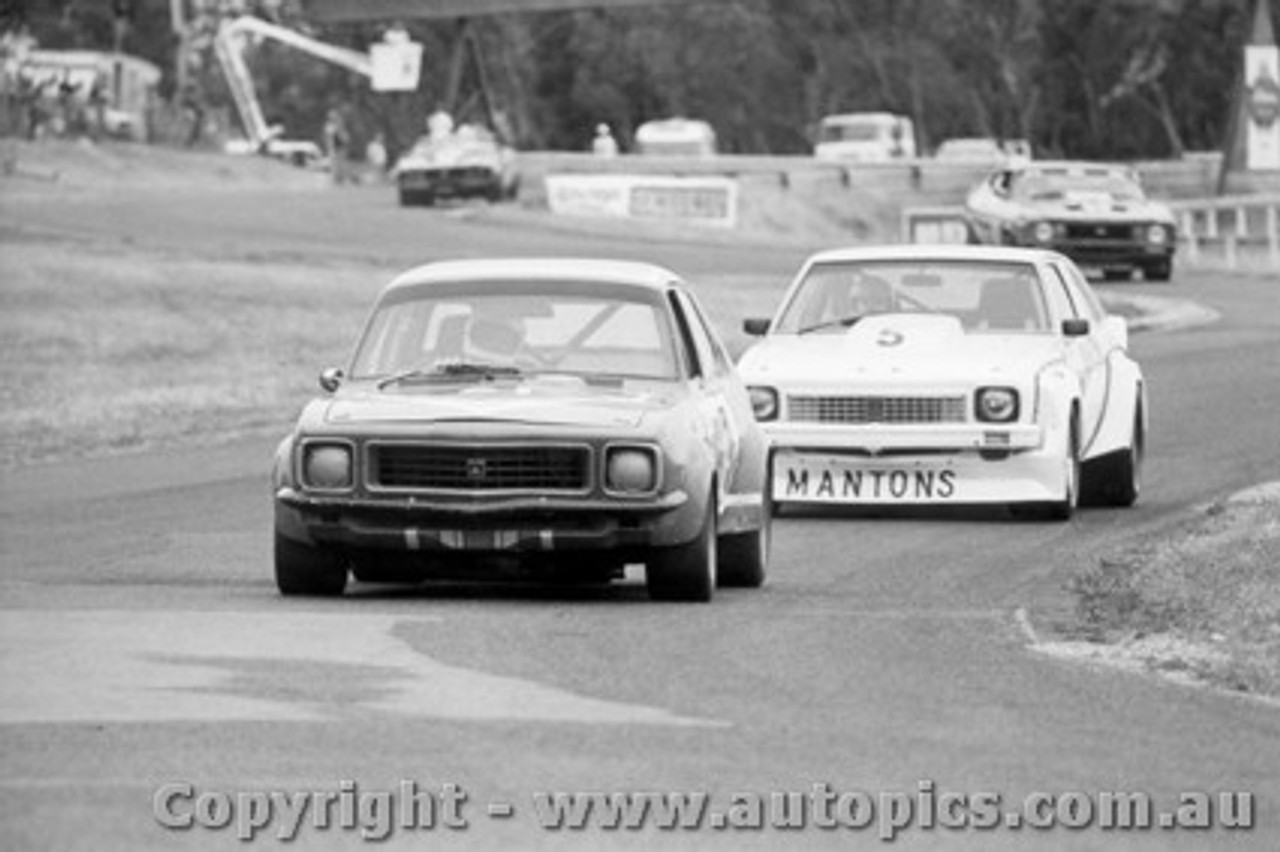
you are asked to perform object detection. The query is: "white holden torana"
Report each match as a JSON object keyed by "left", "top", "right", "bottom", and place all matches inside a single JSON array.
[{"left": 737, "top": 245, "right": 1147, "bottom": 519}]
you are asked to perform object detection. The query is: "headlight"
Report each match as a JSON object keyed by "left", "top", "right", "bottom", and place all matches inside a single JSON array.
[
  {"left": 975, "top": 387, "right": 1020, "bottom": 423},
  {"left": 302, "top": 442, "right": 353, "bottom": 489},
  {"left": 604, "top": 446, "right": 659, "bottom": 495},
  {"left": 1032, "top": 221, "right": 1055, "bottom": 243},
  {"left": 748, "top": 386, "right": 779, "bottom": 421},
  {"left": 1146, "top": 224, "right": 1169, "bottom": 245}
]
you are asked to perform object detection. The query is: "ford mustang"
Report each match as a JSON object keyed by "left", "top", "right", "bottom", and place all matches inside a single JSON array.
[
  {"left": 273, "top": 259, "right": 770, "bottom": 600},
  {"left": 963, "top": 160, "right": 1177, "bottom": 281},
  {"left": 738, "top": 245, "right": 1146, "bottom": 519}
]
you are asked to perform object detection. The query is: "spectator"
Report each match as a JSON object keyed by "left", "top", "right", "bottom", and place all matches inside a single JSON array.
[
  {"left": 592, "top": 122, "right": 618, "bottom": 157},
  {"left": 323, "top": 106, "right": 353, "bottom": 185}
]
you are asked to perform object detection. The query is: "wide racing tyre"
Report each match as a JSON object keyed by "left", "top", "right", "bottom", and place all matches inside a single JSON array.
[
  {"left": 647, "top": 493, "right": 717, "bottom": 603},
  {"left": 275, "top": 532, "right": 348, "bottom": 597},
  {"left": 717, "top": 494, "right": 770, "bottom": 589},
  {"left": 1084, "top": 398, "right": 1144, "bottom": 507}
]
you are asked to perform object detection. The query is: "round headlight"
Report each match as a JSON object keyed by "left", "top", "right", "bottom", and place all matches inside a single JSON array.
[
  {"left": 748, "top": 386, "right": 779, "bottom": 421},
  {"left": 303, "top": 444, "right": 352, "bottom": 489},
  {"left": 606, "top": 447, "right": 657, "bottom": 494},
  {"left": 1146, "top": 224, "right": 1168, "bottom": 245},
  {"left": 1033, "top": 221, "right": 1055, "bottom": 243},
  {"left": 976, "top": 387, "right": 1019, "bottom": 423}
]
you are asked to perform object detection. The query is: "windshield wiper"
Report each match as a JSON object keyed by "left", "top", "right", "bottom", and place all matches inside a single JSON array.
[
  {"left": 797, "top": 315, "right": 866, "bottom": 335},
  {"left": 377, "top": 360, "right": 521, "bottom": 389}
]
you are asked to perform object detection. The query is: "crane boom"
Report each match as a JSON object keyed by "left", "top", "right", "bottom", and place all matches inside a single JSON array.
[{"left": 214, "top": 15, "right": 372, "bottom": 152}]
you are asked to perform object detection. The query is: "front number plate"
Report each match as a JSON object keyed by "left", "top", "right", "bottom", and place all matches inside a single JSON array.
[{"left": 773, "top": 456, "right": 959, "bottom": 503}]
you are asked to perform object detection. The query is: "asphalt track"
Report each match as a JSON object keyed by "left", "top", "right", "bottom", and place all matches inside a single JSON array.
[{"left": 2, "top": 180, "right": 1279, "bottom": 850}]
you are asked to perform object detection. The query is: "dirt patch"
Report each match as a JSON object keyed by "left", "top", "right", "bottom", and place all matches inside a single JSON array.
[{"left": 1044, "top": 484, "right": 1280, "bottom": 699}]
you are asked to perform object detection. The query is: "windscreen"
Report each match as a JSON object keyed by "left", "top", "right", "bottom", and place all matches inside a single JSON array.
[
  {"left": 350, "top": 281, "right": 681, "bottom": 381},
  {"left": 771, "top": 260, "right": 1051, "bottom": 335}
]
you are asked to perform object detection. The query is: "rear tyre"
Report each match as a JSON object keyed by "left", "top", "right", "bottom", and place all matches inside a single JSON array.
[
  {"left": 1103, "top": 267, "right": 1132, "bottom": 282},
  {"left": 647, "top": 494, "right": 716, "bottom": 602},
  {"left": 717, "top": 495, "right": 770, "bottom": 589},
  {"left": 275, "top": 532, "right": 348, "bottom": 596}
]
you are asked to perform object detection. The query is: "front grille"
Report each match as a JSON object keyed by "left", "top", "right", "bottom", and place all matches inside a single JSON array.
[
  {"left": 369, "top": 444, "right": 590, "bottom": 491},
  {"left": 1063, "top": 222, "right": 1136, "bottom": 241},
  {"left": 787, "top": 395, "right": 967, "bottom": 424}
]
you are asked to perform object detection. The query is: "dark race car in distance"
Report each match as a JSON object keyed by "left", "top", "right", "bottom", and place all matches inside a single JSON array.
[{"left": 963, "top": 160, "right": 1177, "bottom": 281}]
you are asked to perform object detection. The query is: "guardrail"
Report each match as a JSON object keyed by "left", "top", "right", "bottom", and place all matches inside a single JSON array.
[{"left": 1170, "top": 194, "right": 1280, "bottom": 271}]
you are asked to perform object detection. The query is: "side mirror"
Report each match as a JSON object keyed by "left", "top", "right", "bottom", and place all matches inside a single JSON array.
[
  {"left": 743, "top": 318, "right": 771, "bottom": 337},
  {"left": 319, "top": 367, "right": 345, "bottom": 393},
  {"left": 1061, "top": 318, "right": 1090, "bottom": 338}
]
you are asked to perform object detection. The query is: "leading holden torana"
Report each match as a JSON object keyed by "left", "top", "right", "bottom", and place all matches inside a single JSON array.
[
  {"left": 273, "top": 259, "right": 770, "bottom": 601},
  {"left": 738, "top": 245, "right": 1146, "bottom": 519}
]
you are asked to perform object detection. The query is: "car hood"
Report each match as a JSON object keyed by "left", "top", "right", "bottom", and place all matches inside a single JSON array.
[
  {"left": 1019, "top": 191, "right": 1174, "bottom": 223},
  {"left": 738, "top": 315, "right": 1061, "bottom": 386},
  {"left": 396, "top": 139, "right": 505, "bottom": 172},
  {"left": 320, "top": 376, "right": 671, "bottom": 430}
]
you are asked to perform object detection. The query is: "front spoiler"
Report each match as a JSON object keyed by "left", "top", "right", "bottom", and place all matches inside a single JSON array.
[{"left": 276, "top": 487, "right": 690, "bottom": 553}]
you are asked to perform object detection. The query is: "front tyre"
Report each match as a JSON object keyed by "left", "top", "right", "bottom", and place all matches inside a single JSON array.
[
  {"left": 1143, "top": 259, "right": 1173, "bottom": 282},
  {"left": 275, "top": 532, "right": 348, "bottom": 596},
  {"left": 1012, "top": 411, "right": 1080, "bottom": 521},
  {"left": 647, "top": 493, "right": 717, "bottom": 602},
  {"left": 1085, "top": 398, "right": 1144, "bottom": 507},
  {"left": 717, "top": 498, "right": 770, "bottom": 589}
]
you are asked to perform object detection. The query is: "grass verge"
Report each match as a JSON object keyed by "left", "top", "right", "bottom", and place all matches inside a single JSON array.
[{"left": 1061, "top": 485, "right": 1280, "bottom": 698}]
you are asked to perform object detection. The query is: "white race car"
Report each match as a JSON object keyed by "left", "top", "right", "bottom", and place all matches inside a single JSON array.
[{"left": 738, "top": 245, "right": 1146, "bottom": 519}]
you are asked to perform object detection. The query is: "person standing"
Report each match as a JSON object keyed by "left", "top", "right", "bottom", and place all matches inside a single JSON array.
[
  {"left": 323, "top": 106, "right": 352, "bottom": 185},
  {"left": 592, "top": 122, "right": 618, "bottom": 157}
]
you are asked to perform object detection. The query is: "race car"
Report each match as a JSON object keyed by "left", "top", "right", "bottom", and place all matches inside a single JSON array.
[
  {"left": 963, "top": 160, "right": 1177, "bottom": 281},
  {"left": 393, "top": 124, "right": 519, "bottom": 206},
  {"left": 738, "top": 245, "right": 1147, "bottom": 519},
  {"left": 272, "top": 258, "right": 771, "bottom": 601}
]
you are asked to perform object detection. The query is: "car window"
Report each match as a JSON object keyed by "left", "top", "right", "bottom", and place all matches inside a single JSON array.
[
  {"left": 1059, "top": 261, "right": 1107, "bottom": 322},
  {"left": 667, "top": 291, "right": 706, "bottom": 379},
  {"left": 1043, "top": 266, "right": 1081, "bottom": 322},
  {"left": 351, "top": 281, "right": 680, "bottom": 381},
  {"left": 682, "top": 292, "right": 734, "bottom": 379}
]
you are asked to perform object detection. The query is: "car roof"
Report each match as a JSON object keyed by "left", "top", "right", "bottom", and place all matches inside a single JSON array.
[
  {"left": 384, "top": 258, "right": 683, "bottom": 293},
  {"left": 803, "top": 244, "right": 1064, "bottom": 266}
]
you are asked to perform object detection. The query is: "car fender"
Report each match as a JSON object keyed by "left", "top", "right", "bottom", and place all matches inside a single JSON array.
[
  {"left": 1085, "top": 353, "right": 1144, "bottom": 460},
  {"left": 1035, "top": 361, "right": 1081, "bottom": 450}
]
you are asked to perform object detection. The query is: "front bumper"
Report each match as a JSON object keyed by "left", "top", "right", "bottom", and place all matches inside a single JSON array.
[
  {"left": 765, "top": 423, "right": 1065, "bottom": 505},
  {"left": 398, "top": 168, "right": 501, "bottom": 197},
  {"left": 275, "top": 487, "right": 690, "bottom": 554}
]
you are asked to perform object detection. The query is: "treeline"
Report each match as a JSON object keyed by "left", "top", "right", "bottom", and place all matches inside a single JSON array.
[{"left": 11, "top": 0, "right": 1262, "bottom": 160}]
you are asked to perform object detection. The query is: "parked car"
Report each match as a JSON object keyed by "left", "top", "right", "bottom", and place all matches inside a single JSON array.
[
  {"left": 634, "top": 117, "right": 717, "bottom": 156},
  {"left": 963, "top": 160, "right": 1177, "bottom": 281},
  {"left": 738, "top": 245, "right": 1147, "bottom": 519},
  {"left": 393, "top": 124, "right": 519, "bottom": 206},
  {"left": 813, "top": 112, "right": 916, "bottom": 162},
  {"left": 273, "top": 258, "right": 771, "bottom": 601},
  {"left": 934, "top": 136, "right": 1031, "bottom": 166}
]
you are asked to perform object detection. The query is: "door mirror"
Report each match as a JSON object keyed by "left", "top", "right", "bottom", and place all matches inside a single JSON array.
[
  {"left": 743, "top": 318, "right": 771, "bottom": 336},
  {"left": 319, "top": 367, "right": 345, "bottom": 393},
  {"left": 1061, "top": 318, "right": 1090, "bottom": 338}
]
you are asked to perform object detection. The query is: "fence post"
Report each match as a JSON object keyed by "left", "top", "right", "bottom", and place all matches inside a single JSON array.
[
  {"left": 1181, "top": 210, "right": 1199, "bottom": 265},
  {"left": 1270, "top": 205, "right": 1279, "bottom": 269}
]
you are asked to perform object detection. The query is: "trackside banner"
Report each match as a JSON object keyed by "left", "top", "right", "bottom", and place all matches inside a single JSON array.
[{"left": 545, "top": 174, "right": 738, "bottom": 228}]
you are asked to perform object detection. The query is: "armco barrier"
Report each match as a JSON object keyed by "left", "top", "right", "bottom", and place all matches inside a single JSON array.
[{"left": 1170, "top": 194, "right": 1280, "bottom": 271}]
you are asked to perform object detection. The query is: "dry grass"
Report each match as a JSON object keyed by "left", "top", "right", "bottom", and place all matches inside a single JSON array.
[
  {"left": 0, "top": 238, "right": 387, "bottom": 468},
  {"left": 1067, "top": 490, "right": 1280, "bottom": 697}
]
